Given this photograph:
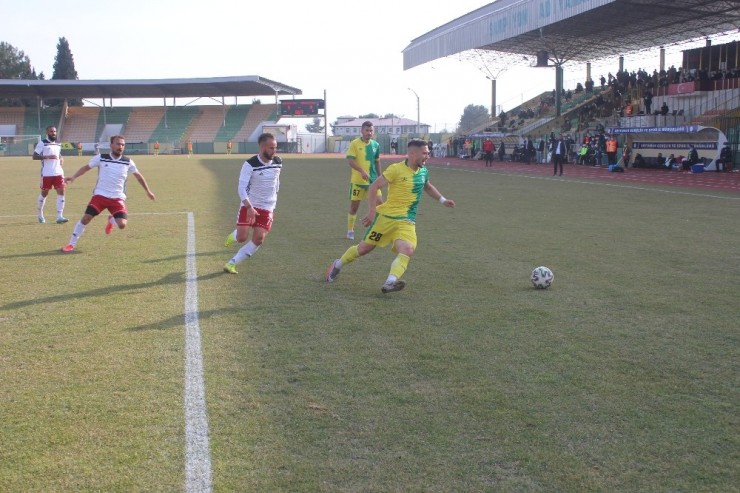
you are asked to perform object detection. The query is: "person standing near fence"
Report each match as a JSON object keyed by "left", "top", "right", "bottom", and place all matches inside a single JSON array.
[{"left": 32, "top": 126, "right": 68, "bottom": 224}]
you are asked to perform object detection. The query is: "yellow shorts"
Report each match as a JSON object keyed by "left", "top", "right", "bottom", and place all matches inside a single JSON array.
[
  {"left": 349, "top": 182, "right": 382, "bottom": 202},
  {"left": 362, "top": 214, "right": 417, "bottom": 251}
]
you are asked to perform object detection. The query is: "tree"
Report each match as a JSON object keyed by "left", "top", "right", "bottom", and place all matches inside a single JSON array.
[
  {"left": 457, "top": 104, "right": 490, "bottom": 133},
  {"left": 0, "top": 42, "right": 45, "bottom": 106},
  {"left": 49, "top": 37, "right": 81, "bottom": 106},
  {"left": 358, "top": 113, "right": 379, "bottom": 119},
  {"left": 305, "top": 117, "right": 324, "bottom": 134}
]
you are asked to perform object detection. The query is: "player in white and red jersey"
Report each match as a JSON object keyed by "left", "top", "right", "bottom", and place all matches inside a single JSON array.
[
  {"left": 60, "top": 135, "right": 156, "bottom": 253},
  {"left": 223, "top": 133, "right": 282, "bottom": 274},
  {"left": 32, "top": 126, "right": 68, "bottom": 224}
]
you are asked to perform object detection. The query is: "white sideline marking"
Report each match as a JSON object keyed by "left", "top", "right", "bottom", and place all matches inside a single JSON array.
[
  {"left": 432, "top": 165, "right": 740, "bottom": 200},
  {"left": 184, "top": 211, "right": 212, "bottom": 493}
]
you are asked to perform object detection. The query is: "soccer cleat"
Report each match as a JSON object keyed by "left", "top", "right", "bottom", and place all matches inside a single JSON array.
[
  {"left": 346, "top": 231, "right": 354, "bottom": 240},
  {"left": 381, "top": 279, "right": 406, "bottom": 294},
  {"left": 38, "top": 216, "right": 45, "bottom": 224},
  {"left": 61, "top": 244, "right": 75, "bottom": 253},
  {"left": 223, "top": 262, "right": 238, "bottom": 274},
  {"left": 224, "top": 231, "right": 236, "bottom": 247},
  {"left": 56, "top": 216, "right": 69, "bottom": 224},
  {"left": 105, "top": 215, "right": 114, "bottom": 235},
  {"left": 326, "top": 260, "right": 341, "bottom": 282}
]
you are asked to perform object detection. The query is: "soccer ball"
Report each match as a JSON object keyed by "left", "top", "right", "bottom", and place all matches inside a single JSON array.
[{"left": 531, "top": 266, "right": 554, "bottom": 289}]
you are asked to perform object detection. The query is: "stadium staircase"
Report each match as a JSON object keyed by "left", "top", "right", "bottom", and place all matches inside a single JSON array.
[
  {"left": 213, "top": 105, "right": 252, "bottom": 142},
  {"left": 96, "top": 107, "right": 133, "bottom": 143}
]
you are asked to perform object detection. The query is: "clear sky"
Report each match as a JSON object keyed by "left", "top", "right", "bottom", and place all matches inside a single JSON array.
[{"left": 4, "top": 0, "right": 684, "bottom": 132}]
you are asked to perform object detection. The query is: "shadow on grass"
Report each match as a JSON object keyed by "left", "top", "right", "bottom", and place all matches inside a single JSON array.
[
  {"left": 127, "top": 306, "right": 243, "bottom": 332},
  {"left": 0, "top": 271, "right": 224, "bottom": 311},
  {"left": 140, "top": 250, "right": 224, "bottom": 264},
  {"left": 0, "top": 249, "right": 77, "bottom": 259}
]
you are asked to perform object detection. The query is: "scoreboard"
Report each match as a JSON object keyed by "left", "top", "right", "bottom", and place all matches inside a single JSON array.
[{"left": 279, "top": 99, "right": 325, "bottom": 116}]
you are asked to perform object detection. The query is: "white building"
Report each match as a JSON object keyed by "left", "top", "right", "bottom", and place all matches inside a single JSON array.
[{"left": 332, "top": 116, "right": 430, "bottom": 137}]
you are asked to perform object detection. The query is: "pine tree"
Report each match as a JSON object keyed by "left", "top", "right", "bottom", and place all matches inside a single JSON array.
[{"left": 49, "top": 37, "right": 81, "bottom": 106}]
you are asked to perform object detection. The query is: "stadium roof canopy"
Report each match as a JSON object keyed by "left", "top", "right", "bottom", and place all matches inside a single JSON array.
[
  {"left": 0, "top": 75, "right": 301, "bottom": 100},
  {"left": 403, "top": 0, "right": 740, "bottom": 69}
]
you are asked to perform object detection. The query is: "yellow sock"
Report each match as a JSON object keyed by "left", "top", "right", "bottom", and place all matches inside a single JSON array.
[
  {"left": 339, "top": 245, "right": 360, "bottom": 265},
  {"left": 389, "top": 253, "right": 410, "bottom": 279},
  {"left": 348, "top": 214, "right": 357, "bottom": 232}
]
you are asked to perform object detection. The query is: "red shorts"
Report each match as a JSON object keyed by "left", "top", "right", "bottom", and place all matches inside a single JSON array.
[
  {"left": 86, "top": 195, "right": 128, "bottom": 218},
  {"left": 236, "top": 206, "right": 274, "bottom": 231},
  {"left": 40, "top": 175, "right": 65, "bottom": 191}
]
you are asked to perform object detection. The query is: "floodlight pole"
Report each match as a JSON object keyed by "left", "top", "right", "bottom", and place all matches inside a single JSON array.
[{"left": 408, "top": 87, "right": 420, "bottom": 137}]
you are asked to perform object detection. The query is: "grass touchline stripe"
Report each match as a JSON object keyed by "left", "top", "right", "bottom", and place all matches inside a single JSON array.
[{"left": 184, "top": 211, "right": 212, "bottom": 493}]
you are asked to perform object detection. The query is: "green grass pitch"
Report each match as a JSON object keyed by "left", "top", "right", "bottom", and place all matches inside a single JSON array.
[{"left": 1, "top": 154, "right": 738, "bottom": 491}]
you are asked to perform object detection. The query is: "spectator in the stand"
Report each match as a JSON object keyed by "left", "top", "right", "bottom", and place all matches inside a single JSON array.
[
  {"left": 483, "top": 138, "right": 494, "bottom": 167},
  {"left": 526, "top": 137, "right": 535, "bottom": 164},
  {"left": 665, "top": 153, "right": 678, "bottom": 170},
  {"left": 552, "top": 134, "right": 566, "bottom": 176},
  {"left": 600, "top": 75, "right": 606, "bottom": 88},
  {"left": 537, "top": 138, "right": 545, "bottom": 164},
  {"left": 622, "top": 144, "right": 632, "bottom": 168},
  {"left": 718, "top": 142, "right": 733, "bottom": 172},
  {"left": 606, "top": 135, "right": 618, "bottom": 165},
  {"left": 643, "top": 90, "right": 653, "bottom": 114},
  {"left": 684, "top": 144, "right": 699, "bottom": 171},
  {"left": 660, "top": 102, "right": 669, "bottom": 116}
]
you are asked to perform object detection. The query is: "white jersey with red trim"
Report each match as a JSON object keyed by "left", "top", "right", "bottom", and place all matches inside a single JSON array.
[
  {"left": 87, "top": 153, "right": 138, "bottom": 200},
  {"left": 238, "top": 154, "right": 282, "bottom": 212},
  {"left": 34, "top": 138, "right": 64, "bottom": 177}
]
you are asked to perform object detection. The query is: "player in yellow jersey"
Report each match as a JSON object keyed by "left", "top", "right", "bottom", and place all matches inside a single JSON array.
[
  {"left": 345, "top": 121, "right": 382, "bottom": 240},
  {"left": 326, "top": 139, "right": 456, "bottom": 293}
]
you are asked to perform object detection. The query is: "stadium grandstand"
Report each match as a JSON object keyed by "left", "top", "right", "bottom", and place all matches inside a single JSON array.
[
  {"left": 0, "top": 75, "right": 300, "bottom": 156},
  {"left": 403, "top": 0, "right": 740, "bottom": 171}
]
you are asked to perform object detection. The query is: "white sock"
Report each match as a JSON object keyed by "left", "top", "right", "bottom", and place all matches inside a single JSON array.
[
  {"left": 69, "top": 221, "right": 86, "bottom": 246},
  {"left": 37, "top": 194, "right": 46, "bottom": 216},
  {"left": 109, "top": 216, "right": 117, "bottom": 229},
  {"left": 56, "top": 196, "right": 65, "bottom": 217},
  {"left": 230, "top": 241, "right": 260, "bottom": 265},
  {"left": 385, "top": 274, "right": 398, "bottom": 285}
]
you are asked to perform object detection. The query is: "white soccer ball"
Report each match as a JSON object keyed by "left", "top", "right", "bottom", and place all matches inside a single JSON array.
[{"left": 531, "top": 266, "right": 554, "bottom": 289}]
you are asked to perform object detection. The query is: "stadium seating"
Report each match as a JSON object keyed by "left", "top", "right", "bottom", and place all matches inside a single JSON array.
[
  {"left": 148, "top": 106, "right": 199, "bottom": 144},
  {"left": 184, "top": 106, "right": 226, "bottom": 143},
  {"left": 123, "top": 107, "right": 165, "bottom": 143},
  {"left": 62, "top": 106, "right": 99, "bottom": 143}
]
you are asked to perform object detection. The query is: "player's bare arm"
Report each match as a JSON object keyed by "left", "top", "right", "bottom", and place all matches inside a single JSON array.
[
  {"left": 362, "top": 176, "right": 387, "bottom": 226},
  {"left": 348, "top": 157, "right": 369, "bottom": 181},
  {"left": 65, "top": 164, "right": 92, "bottom": 183},
  {"left": 134, "top": 172, "right": 156, "bottom": 201},
  {"left": 424, "top": 181, "right": 456, "bottom": 208}
]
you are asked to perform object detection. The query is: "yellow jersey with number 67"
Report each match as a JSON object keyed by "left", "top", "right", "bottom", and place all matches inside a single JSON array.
[{"left": 346, "top": 137, "right": 380, "bottom": 186}]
